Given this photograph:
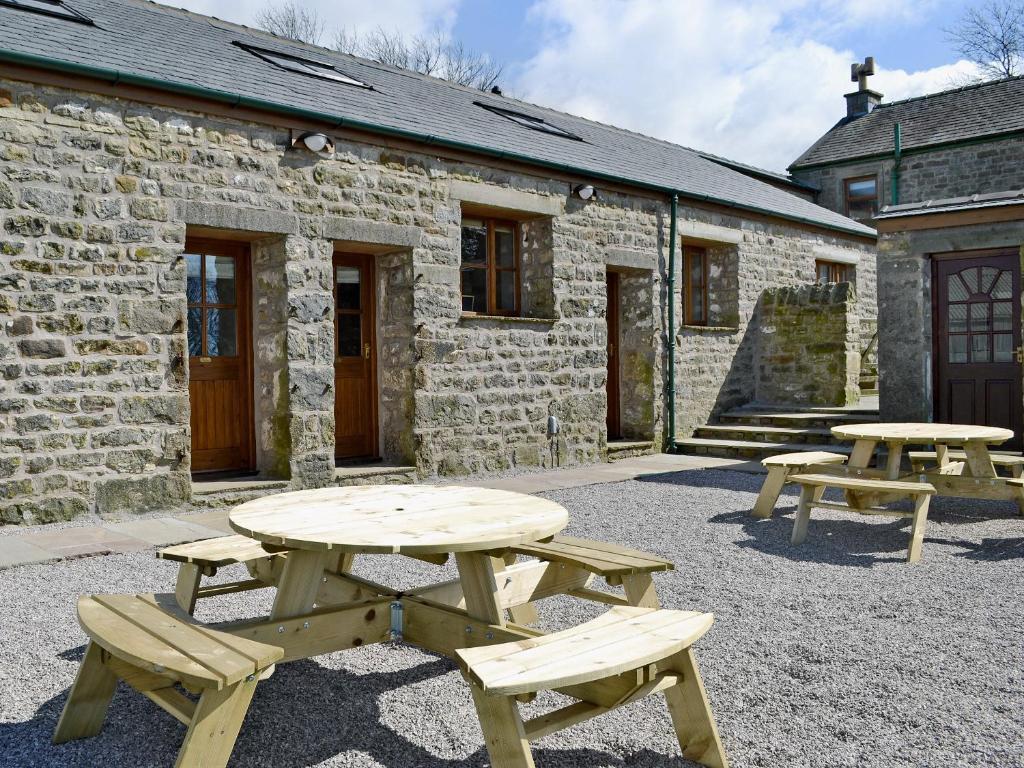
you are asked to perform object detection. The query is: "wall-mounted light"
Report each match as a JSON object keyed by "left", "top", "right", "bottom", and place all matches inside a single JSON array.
[
  {"left": 291, "top": 130, "right": 335, "bottom": 156},
  {"left": 573, "top": 184, "right": 596, "bottom": 200}
]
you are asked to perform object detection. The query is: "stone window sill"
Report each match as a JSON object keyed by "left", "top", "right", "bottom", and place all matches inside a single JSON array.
[
  {"left": 459, "top": 313, "right": 556, "bottom": 325},
  {"left": 679, "top": 324, "right": 740, "bottom": 333}
]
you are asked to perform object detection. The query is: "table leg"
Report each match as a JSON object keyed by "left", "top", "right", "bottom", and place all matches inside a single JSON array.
[
  {"left": 454, "top": 551, "right": 506, "bottom": 626},
  {"left": 962, "top": 441, "right": 997, "bottom": 479},
  {"left": 848, "top": 439, "right": 877, "bottom": 469},
  {"left": 846, "top": 439, "right": 877, "bottom": 508},
  {"left": 885, "top": 441, "right": 905, "bottom": 480},
  {"left": 934, "top": 443, "right": 949, "bottom": 468},
  {"left": 271, "top": 549, "right": 330, "bottom": 620}
]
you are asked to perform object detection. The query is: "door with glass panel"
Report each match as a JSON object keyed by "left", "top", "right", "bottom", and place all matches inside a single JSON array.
[
  {"left": 935, "top": 251, "right": 1022, "bottom": 450},
  {"left": 334, "top": 253, "right": 378, "bottom": 460},
  {"left": 185, "top": 239, "right": 255, "bottom": 473}
]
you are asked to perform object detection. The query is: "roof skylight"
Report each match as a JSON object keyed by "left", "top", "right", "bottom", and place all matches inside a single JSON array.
[
  {"left": 234, "top": 43, "right": 371, "bottom": 89},
  {"left": 475, "top": 102, "right": 583, "bottom": 141},
  {"left": 0, "top": 0, "right": 92, "bottom": 24}
]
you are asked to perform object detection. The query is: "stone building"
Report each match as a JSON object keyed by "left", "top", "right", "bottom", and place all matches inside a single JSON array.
[
  {"left": 790, "top": 63, "right": 1024, "bottom": 229},
  {"left": 790, "top": 60, "right": 1024, "bottom": 448},
  {"left": 0, "top": 0, "right": 874, "bottom": 523},
  {"left": 875, "top": 193, "right": 1024, "bottom": 450}
]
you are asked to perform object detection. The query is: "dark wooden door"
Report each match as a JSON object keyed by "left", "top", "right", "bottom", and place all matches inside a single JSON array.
[
  {"left": 334, "top": 253, "right": 378, "bottom": 460},
  {"left": 606, "top": 271, "right": 622, "bottom": 439},
  {"left": 186, "top": 239, "right": 255, "bottom": 473},
  {"left": 935, "top": 250, "right": 1022, "bottom": 450}
]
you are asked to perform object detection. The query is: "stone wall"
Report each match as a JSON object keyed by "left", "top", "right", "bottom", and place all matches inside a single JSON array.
[
  {"left": 673, "top": 218, "right": 875, "bottom": 436},
  {"left": 0, "top": 76, "right": 874, "bottom": 521},
  {"left": 876, "top": 219, "right": 1024, "bottom": 422},
  {"left": 794, "top": 134, "right": 1024, "bottom": 216},
  {"left": 755, "top": 283, "right": 860, "bottom": 406}
]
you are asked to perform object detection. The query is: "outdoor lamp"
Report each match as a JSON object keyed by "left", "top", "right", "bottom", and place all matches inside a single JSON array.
[
  {"left": 573, "top": 184, "right": 596, "bottom": 200},
  {"left": 293, "top": 131, "right": 334, "bottom": 154}
]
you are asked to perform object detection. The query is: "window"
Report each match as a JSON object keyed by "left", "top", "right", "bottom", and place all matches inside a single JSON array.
[
  {"left": 683, "top": 246, "right": 708, "bottom": 325},
  {"left": 816, "top": 260, "right": 851, "bottom": 284},
  {"left": 475, "top": 102, "right": 583, "bottom": 141},
  {"left": 234, "top": 42, "right": 371, "bottom": 88},
  {"left": 0, "top": 0, "right": 92, "bottom": 23},
  {"left": 460, "top": 217, "right": 520, "bottom": 315},
  {"left": 186, "top": 251, "right": 241, "bottom": 358},
  {"left": 844, "top": 176, "right": 877, "bottom": 221}
]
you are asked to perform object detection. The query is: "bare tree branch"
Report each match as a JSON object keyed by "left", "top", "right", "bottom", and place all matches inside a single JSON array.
[
  {"left": 332, "top": 25, "right": 502, "bottom": 90},
  {"left": 947, "top": 0, "right": 1024, "bottom": 79},
  {"left": 255, "top": 1, "right": 325, "bottom": 46}
]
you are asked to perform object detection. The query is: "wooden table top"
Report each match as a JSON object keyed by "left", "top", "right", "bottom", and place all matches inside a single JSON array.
[
  {"left": 228, "top": 484, "right": 569, "bottom": 555},
  {"left": 832, "top": 422, "right": 1014, "bottom": 444}
]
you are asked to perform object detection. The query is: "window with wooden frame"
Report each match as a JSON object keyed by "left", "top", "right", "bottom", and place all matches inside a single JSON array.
[
  {"left": 460, "top": 217, "right": 520, "bottom": 315},
  {"left": 843, "top": 175, "right": 878, "bottom": 221},
  {"left": 683, "top": 246, "right": 708, "bottom": 325},
  {"left": 816, "top": 259, "right": 851, "bottom": 284}
]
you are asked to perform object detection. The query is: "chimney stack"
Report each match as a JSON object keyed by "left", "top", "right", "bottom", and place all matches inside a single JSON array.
[{"left": 845, "top": 56, "right": 882, "bottom": 118}]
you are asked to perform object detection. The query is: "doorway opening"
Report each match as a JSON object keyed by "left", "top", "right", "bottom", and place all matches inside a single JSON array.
[
  {"left": 334, "top": 252, "right": 380, "bottom": 462},
  {"left": 933, "top": 249, "right": 1022, "bottom": 450},
  {"left": 185, "top": 238, "right": 256, "bottom": 475}
]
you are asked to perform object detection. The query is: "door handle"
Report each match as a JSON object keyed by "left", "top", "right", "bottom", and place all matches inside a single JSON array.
[{"left": 363, "top": 342, "right": 371, "bottom": 360}]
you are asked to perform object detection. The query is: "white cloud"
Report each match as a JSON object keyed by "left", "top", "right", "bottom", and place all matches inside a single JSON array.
[
  {"left": 169, "top": 0, "right": 459, "bottom": 41},
  {"left": 513, "top": 0, "right": 979, "bottom": 171}
]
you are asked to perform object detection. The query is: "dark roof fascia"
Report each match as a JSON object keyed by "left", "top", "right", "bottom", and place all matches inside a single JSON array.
[
  {"left": 790, "top": 125, "right": 1024, "bottom": 172},
  {"left": 699, "top": 155, "right": 819, "bottom": 192},
  {"left": 0, "top": 46, "right": 874, "bottom": 241}
]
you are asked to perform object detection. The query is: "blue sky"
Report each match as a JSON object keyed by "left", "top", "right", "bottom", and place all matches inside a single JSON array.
[{"left": 173, "top": 0, "right": 986, "bottom": 171}]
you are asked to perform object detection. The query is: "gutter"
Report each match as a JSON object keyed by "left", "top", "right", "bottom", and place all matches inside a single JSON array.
[
  {"left": 0, "top": 47, "right": 874, "bottom": 240},
  {"left": 666, "top": 194, "right": 678, "bottom": 453},
  {"left": 891, "top": 123, "right": 902, "bottom": 206}
]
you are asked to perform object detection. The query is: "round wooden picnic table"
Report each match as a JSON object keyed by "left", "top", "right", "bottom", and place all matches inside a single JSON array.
[
  {"left": 831, "top": 422, "right": 1014, "bottom": 480},
  {"left": 229, "top": 484, "right": 569, "bottom": 624}
]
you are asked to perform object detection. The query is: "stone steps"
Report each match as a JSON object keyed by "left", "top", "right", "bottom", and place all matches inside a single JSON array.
[
  {"left": 693, "top": 424, "right": 835, "bottom": 444},
  {"left": 676, "top": 437, "right": 855, "bottom": 460},
  {"left": 679, "top": 401, "right": 880, "bottom": 461},
  {"left": 190, "top": 479, "right": 291, "bottom": 509},
  {"left": 334, "top": 464, "right": 418, "bottom": 486},
  {"left": 607, "top": 440, "right": 655, "bottom": 462}
]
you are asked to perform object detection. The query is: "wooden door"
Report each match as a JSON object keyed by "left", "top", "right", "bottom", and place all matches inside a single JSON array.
[
  {"left": 606, "top": 271, "right": 622, "bottom": 439},
  {"left": 334, "top": 253, "right": 378, "bottom": 460},
  {"left": 186, "top": 239, "right": 255, "bottom": 473},
  {"left": 935, "top": 250, "right": 1022, "bottom": 450}
]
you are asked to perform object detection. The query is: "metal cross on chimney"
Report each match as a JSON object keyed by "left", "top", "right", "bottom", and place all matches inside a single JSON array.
[{"left": 851, "top": 56, "right": 876, "bottom": 92}]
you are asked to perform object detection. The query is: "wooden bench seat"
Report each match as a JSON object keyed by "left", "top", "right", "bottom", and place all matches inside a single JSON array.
[
  {"left": 54, "top": 593, "right": 282, "bottom": 768},
  {"left": 788, "top": 473, "right": 936, "bottom": 563},
  {"left": 159, "top": 534, "right": 452, "bottom": 614},
  {"left": 455, "top": 606, "right": 727, "bottom": 767},
  {"left": 508, "top": 535, "right": 674, "bottom": 613},
  {"left": 752, "top": 451, "right": 847, "bottom": 519},
  {"left": 158, "top": 535, "right": 281, "bottom": 614},
  {"left": 909, "top": 450, "right": 1024, "bottom": 478}
]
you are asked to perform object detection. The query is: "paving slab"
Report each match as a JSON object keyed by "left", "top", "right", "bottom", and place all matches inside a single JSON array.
[
  {"left": 0, "top": 537, "right": 57, "bottom": 569},
  {"left": 104, "top": 517, "right": 225, "bottom": 546},
  {"left": 177, "top": 508, "right": 234, "bottom": 534},
  {"left": 20, "top": 525, "right": 150, "bottom": 559}
]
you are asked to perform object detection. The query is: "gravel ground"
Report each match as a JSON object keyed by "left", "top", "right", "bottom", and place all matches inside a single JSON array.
[{"left": 1, "top": 467, "right": 1023, "bottom": 767}]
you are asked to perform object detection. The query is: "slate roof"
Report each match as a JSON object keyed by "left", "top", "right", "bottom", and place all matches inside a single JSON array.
[
  {"left": 791, "top": 75, "right": 1024, "bottom": 170},
  {"left": 0, "top": 0, "right": 873, "bottom": 237}
]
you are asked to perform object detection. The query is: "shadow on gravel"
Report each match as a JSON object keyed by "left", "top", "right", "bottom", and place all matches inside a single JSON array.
[
  {"left": 946, "top": 536, "right": 1024, "bottom": 561},
  {"left": 2, "top": 653, "right": 700, "bottom": 768}
]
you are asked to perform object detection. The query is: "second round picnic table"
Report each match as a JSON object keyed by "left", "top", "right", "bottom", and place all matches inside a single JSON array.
[{"left": 826, "top": 422, "right": 1024, "bottom": 510}]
